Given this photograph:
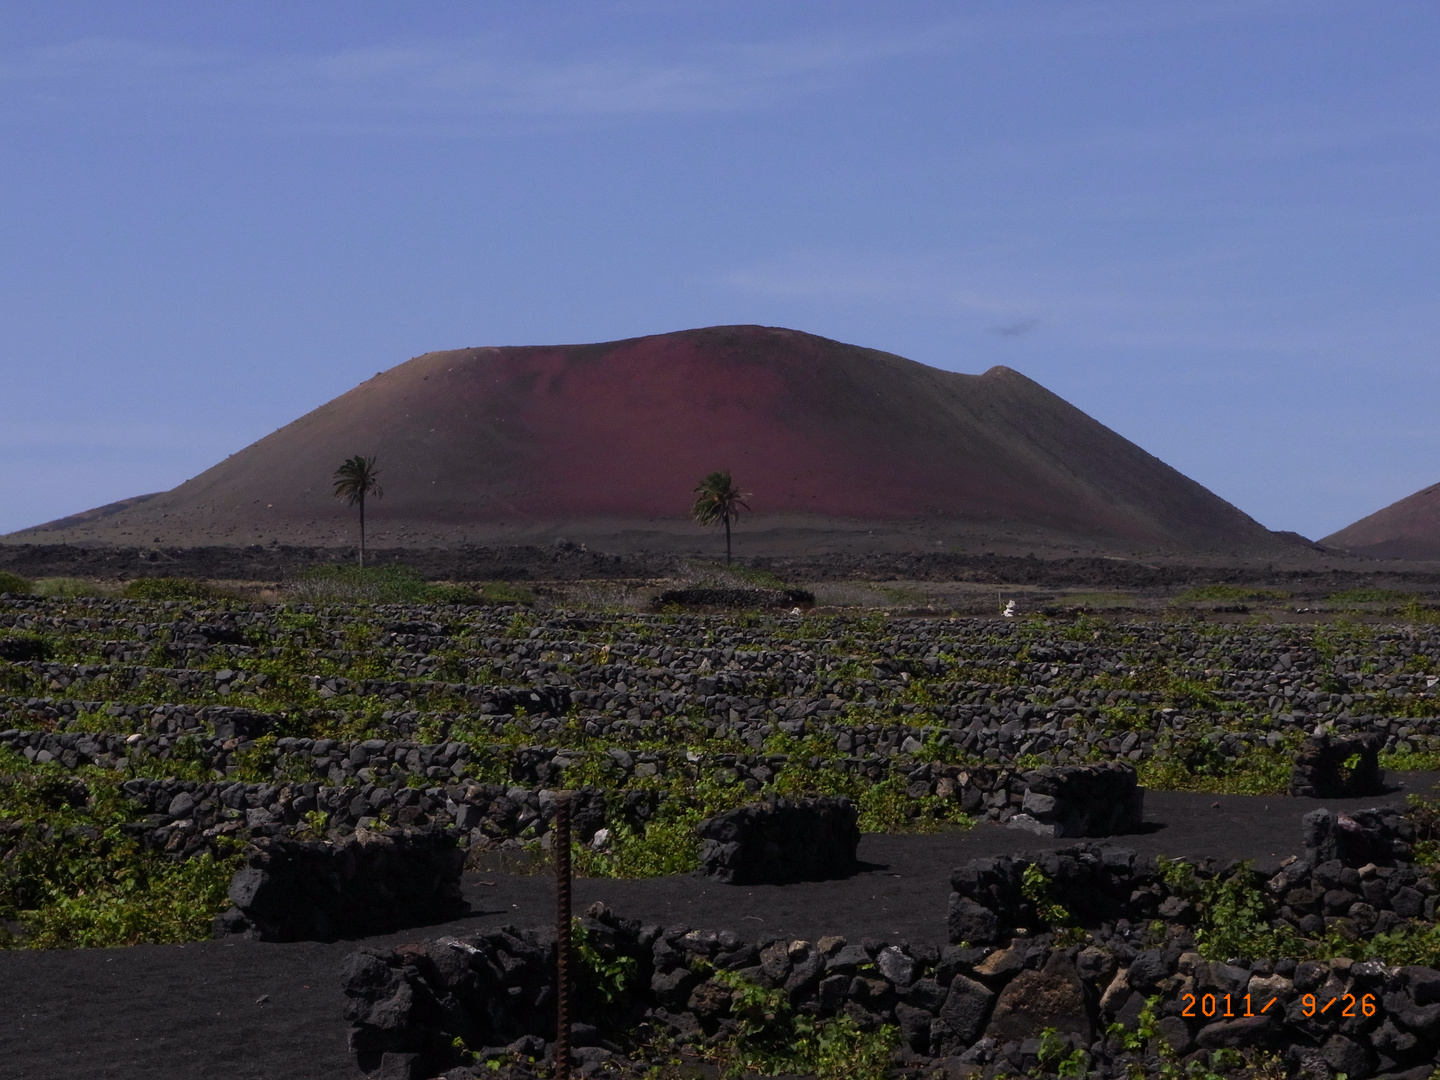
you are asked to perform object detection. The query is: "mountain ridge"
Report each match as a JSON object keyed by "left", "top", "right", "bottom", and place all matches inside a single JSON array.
[
  {"left": 1323, "top": 482, "right": 1440, "bottom": 559},
  {"left": 6, "top": 324, "right": 1295, "bottom": 556}
]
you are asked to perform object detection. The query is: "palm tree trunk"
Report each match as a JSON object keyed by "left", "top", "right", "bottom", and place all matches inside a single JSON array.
[
  {"left": 359, "top": 494, "right": 366, "bottom": 569},
  {"left": 724, "top": 515, "right": 731, "bottom": 565}
]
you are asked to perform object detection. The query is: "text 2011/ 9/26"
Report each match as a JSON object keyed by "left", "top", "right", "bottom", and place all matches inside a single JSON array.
[{"left": 1178, "top": 993, "right": 1378, "bottom": 1019}]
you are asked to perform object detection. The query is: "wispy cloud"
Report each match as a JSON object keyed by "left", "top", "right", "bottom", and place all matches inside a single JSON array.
[
  {"left": 1, "top": 3, "right": 1414, "bottom": 153},
  {"left": 3, "top": 7, "right": 1287, "bottom": 123},
  {"left": 0, "top": 30, "right": 933, "bottom": 121},
  {"left": 0, "top": 37, "right": 216, "bottom": 84}
]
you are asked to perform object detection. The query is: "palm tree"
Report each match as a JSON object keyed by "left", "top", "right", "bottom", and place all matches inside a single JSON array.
[
  {"left": 691, "top": 471, "right": 750, "bottom": 565},
  {"left": 332, "top": 455, "right": 383, "bottom": 567}
]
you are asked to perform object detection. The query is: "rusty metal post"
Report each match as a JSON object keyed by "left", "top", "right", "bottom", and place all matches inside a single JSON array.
[{"left": 554, "top": 791, "right": 572, "bottom": 1080}]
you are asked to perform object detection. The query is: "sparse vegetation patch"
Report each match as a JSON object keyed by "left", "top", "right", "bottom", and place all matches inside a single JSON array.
[
  {"left": 0, "top": 572, "right": 32, "bottom": 596},
  {"left": 3, "top": 584, "right": 1440, "bottom": 954},
  {"left": 1173, "top": 584, "right": 1289, "bottom": 604}
]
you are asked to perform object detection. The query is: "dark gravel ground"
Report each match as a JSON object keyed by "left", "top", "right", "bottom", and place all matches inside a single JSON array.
[
  {"left": 3, "top": 774, "right": 1437, "bottom": 1080},
  {"left": 0, "top": 542, "right": 671, "bottom": 584},
  {"left": 4, "top": 541, "right": 1440, "bottom": 594}
]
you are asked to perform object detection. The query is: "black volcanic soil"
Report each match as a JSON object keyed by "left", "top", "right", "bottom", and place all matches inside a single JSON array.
[
  {"left": 749, "top": 552, "right": 1440, "bottom": 593},
  {"left": 3, "top": 542, "right": 1440, "bottom": 598},
  {"left": 3, "top": 779, "right": 1436, "bottom": 1080},
  {"left": 0, "top": 542, "right": 672, "bottom": 584}
]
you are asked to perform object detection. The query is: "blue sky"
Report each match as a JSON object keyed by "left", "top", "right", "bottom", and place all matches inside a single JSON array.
[{"left": 2, "top": 1, "right": 1437, "bottom": 540}]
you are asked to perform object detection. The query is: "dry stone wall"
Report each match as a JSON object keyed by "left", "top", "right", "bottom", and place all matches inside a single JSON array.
[
  {"left": 341, "top": 901, "right": 1440, "bottom": 1080},
  {"left": 216, "top": 828, "right": 466, "bottom": 942},
  {"left": 7, "top": 599, "right": 1440, "bottom": 776},
  {"left": 340, "top": 804, "right": 1440, "bottom": 1080},
  {"left": 695, "top": 795, "right": 860, "bottom": 883},
  {"left": 1005, "top": 762, "right": 1144, "bottom": 838},
  {"left": 1292, "top": 733, "right": 1387, "bottom": 798},
  {"left": 0, "top": 723, "right": 1146, "bottom": 860}
]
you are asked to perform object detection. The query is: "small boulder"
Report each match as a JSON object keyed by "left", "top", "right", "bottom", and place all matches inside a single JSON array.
[{"left": 982, "top": 952, "right": 1091, "bottom": 1045}]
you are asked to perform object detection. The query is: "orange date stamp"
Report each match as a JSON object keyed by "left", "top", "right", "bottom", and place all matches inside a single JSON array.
[
  {"left": 1180, "top": 993, "right": 1278, "bottom": 1018},
  {"left": 1299, "top": 993, "right": 1378, "bottom": 1018},
  {"left": 1178, "top": 993, "right": 1379, "bottom": 1019}
]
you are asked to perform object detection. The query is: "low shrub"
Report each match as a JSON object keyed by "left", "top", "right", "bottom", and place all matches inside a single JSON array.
[
  {"left": 1062, "top": 592, "right": 1133, "bottom": 609},
  {"left": 471, "top": 580, "right": 537, "bottom": 605},
  {"left": 1108, "top": 997, "right": 1286, "bottom": 1078},
  {"left": 1156, "top": 858, "right": 1298, "bottom": 961},
  {"left": 574, "top": 775, "right": 738, "bottom": 878},
  {"left": 31, "top": 577, "right": 115, "bottom": 598},
  {"left": 1329, "top": 587, "right": 1413, "bottom": 604},
  {"left": 13, "top": 852, "right": 238, "bottom": 950},
  {"left": 285, "top": 564, "right": 421, "bottom": 604},
  {"left": 283, "top": 565, "right": 525, "bottom": 606},
  {"left": 684, "top": 563, "right": 790, "bottom": 590},
  {"left": 0, "top": 571, "right": 32, "bottom": 595},
  {"left": 571, "top": 917, "right": 639, "bottom": 1027},
  {"left": 707, "top": 967, "right": 897, "bottom": 1080},
  {"left": 770, "top": 763, "right": 973, "bottom": 833},
  {"left": 1138, "top": 736, "right": 1295, "bottom": 796},
  {"left": 1380, "top": 748, "right": 1440, "bottom": 772},
  {"left": 1321, "top": 919, "right": 1440, "bottom": 967},
  {"left": 0, "top": 751, "right": 240, "bottom": 948},
  {"left": 1399, "top": 598, "right": 1440, "bottom": 625},
  {"left": 1021, "top": 862, "right": 1075, "bottom": 928},
  {"left": 574, "top": 816, "right": 702, "bottom": 878},
  {"left": 121, "top": 577, "right": 230, "bottom": 602},
  {"left": 1174, "top": 585, "right": 1289, "bottom": 604},
  {"left": 1407, "top": 792, "right": 1440, "bottom": 868}
]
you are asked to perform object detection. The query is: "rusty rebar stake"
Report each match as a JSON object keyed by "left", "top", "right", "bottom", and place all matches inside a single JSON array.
[{"left": 554, "top": 791, "right": 572, "bottom": 1080}]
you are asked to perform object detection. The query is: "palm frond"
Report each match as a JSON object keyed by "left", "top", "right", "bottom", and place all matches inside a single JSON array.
[
  {"left": 691, "top": 471, "right": 749, "bottom": 525},
  {"left": 332, "top": 455, "right": 383, "bottom": 505}
]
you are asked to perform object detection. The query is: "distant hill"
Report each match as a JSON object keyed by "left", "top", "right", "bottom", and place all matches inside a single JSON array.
[
  {"left": 6, "top": 325, "right": 1295, "bottom": 556},
  {"left": 1323, "top": 482, "right": 1440, "bottom": 559}
]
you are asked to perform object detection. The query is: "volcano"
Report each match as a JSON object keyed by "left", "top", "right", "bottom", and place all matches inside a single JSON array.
[
  {"left": 7, "top": 325, "right": 1290, "bottom": 555},
  {"left": 1323, "top": 482, "right": 1440, "bottom": 560}
]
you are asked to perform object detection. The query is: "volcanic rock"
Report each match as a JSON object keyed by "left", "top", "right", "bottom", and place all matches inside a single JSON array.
[{"left": 1324, "top": 481, "right": 1440, "bottom": 560}]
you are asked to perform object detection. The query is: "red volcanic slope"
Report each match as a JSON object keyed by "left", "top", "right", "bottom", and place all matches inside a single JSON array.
[
  {"left": 1323, "top": 482, "right": 1440, "bottom": 560},
  {"left": 12, "top": 326, "right": 1283, "bottom": 552}
]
